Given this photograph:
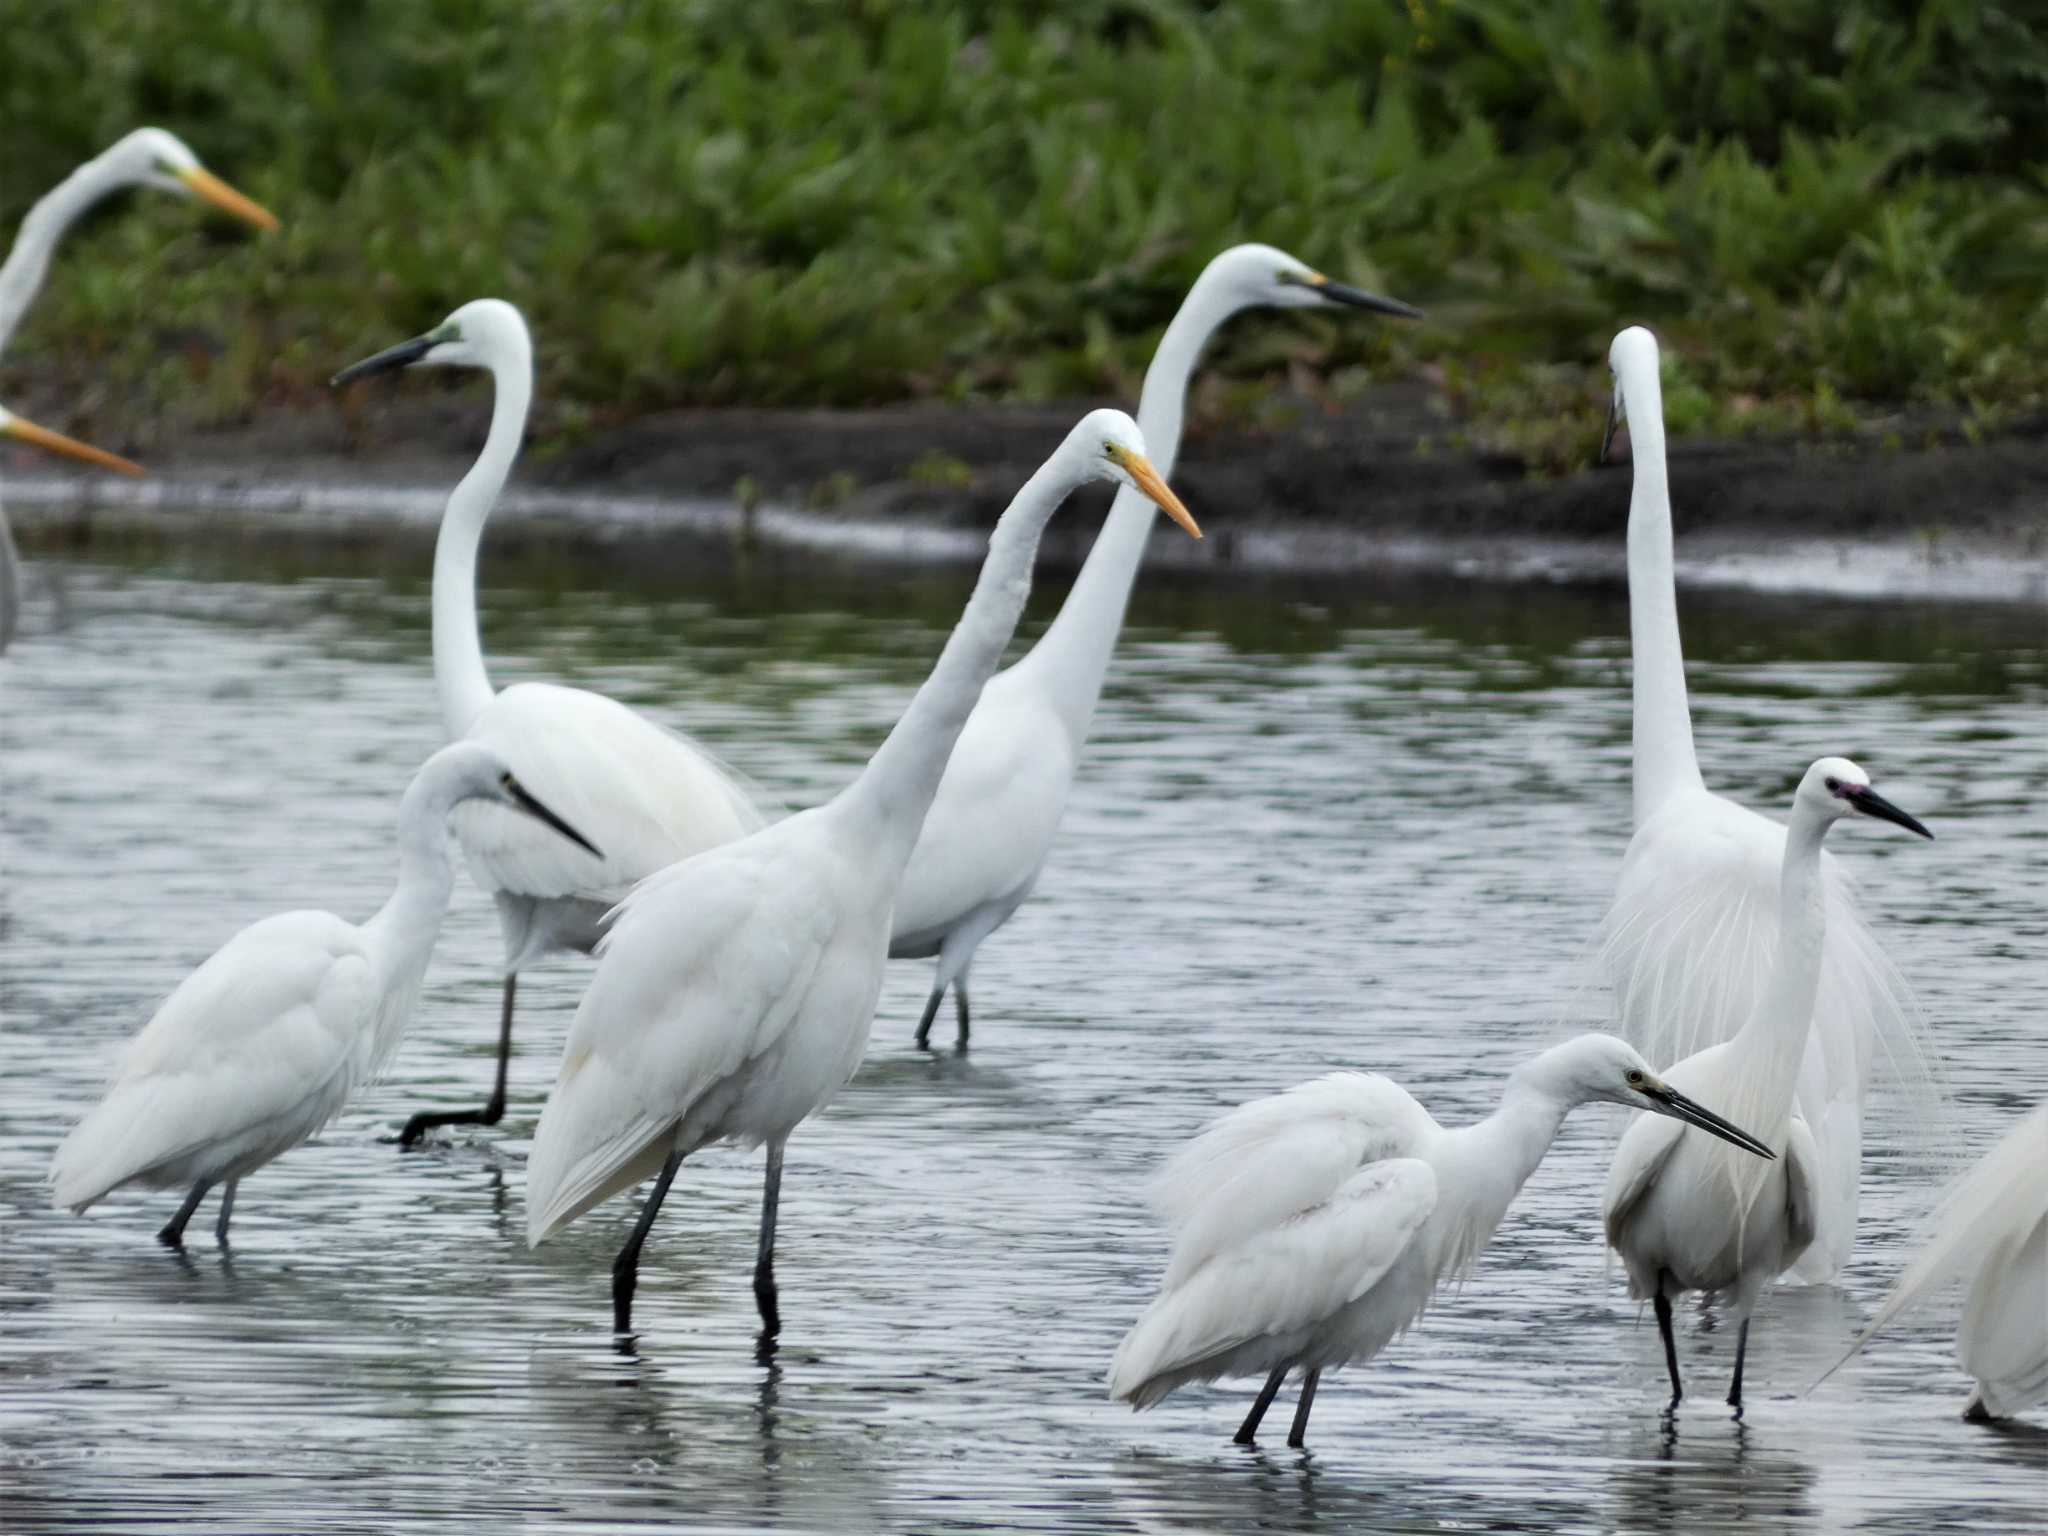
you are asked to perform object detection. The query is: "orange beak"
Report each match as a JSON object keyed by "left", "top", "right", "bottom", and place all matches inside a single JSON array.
[
  {"left": 1116, "top": 448, "right": 1200, "bottom": 539},
  {"left": 175, "top": 166, "right": 280, "bottom": 233},
  {"left": 1, "top": 414, "right": 144, "bottom": 476}
]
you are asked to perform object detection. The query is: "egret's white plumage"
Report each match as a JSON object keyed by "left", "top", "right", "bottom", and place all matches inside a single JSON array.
[
  {"left": 0, "top": 128, "right": 272, "bottom": 651},
  {"left": 524, "top": 409, "right": 1201, "bottom": 1338},
  {"left": 1596, "top": 326, "right": 1948, "bottom": 1283},
  {"left": 1823, "top": 1105, "right": 2047, "bottom": 1421},
  {"left": 333, "top": 300, "right": 767, "bottom": 1144},
  {"left": 1603, "top": 756, "right": 1932, "bottom": 1407},
  {"left": 1111, "top": 1034, "right": 1775, "bottom": 1445},
  {"left": 889, "top": 246, "right": 1418, "bottom": 1046},
  {"left": 49, "top": 743, "right": 596, "bottom": 1245}
]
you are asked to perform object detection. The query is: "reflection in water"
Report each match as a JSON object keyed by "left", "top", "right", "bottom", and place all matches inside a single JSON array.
[{"left": 0, "top": 538, "right": 2042, "bottom": 1533}]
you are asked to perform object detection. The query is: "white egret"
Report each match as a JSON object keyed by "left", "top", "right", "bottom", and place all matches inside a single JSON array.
[
  {"left": 1109, "top": 1033, "right": 1774, "bottom": 1446},
  {"left": 525, "top": 410, "right": 1200, "bottom": 1337},
  {"left": 1603, "top": 758, "right": 1931, "bottom": 1410},
  {"left": 1820, "top": 1104, "right": 2046, "bottom": 1421},
  {"left": 332, "top": 300, "right": 767, "bottom": 1146},
  {"left": 1596, "top": 325, "right": 1946, "bottom": 1282},
  {"left": 50, "top": 743, "right": 597, "bottom": 1246},
  {"left": 891, "top": 246, "right": 1419, "bottom": 1047},
  {"left": 1, "top": 127, "right": 273, "bottom": 653}
]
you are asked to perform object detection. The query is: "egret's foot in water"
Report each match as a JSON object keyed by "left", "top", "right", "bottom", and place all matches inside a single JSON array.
[
  {"left": 1233, "top": 1367, "right": 1287, "bottom": 1445},
  {"left": 1654, "top": 1290, "right": 1684, "bottom": 1408},
  {"left": 400, "top": 975, "right": 519, "bottom": 1147},
  {"left": 157, "top": 1181, "right": 210, "bottom": 1248},
  {"left": 1286, "top": 1368, "right": 1320, "bottom": 1448},
  {"left": 953, "top": 980, "right": 970, "bottom": 1052},
  {"left": 1726, "top": 1318, "right": 1750, "bottom": 1414},
  {"left": 914, "top": 984, "right": 945, "bottom": 1051},
  {"left": 213, "top": 1179, "right": 237, "bottom": 1247}
]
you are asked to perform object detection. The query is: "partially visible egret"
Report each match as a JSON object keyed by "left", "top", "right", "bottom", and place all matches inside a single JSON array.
[
  {"left": 890, "top": 245, "right": 1419, "bottom": 1048},
  {"left": 1109, "top": 1034, "right": 1774, "bottom": 1447},
  {"left": 525, "top": 410, "right": 1200, "bottom": 1338},
  {"left": 1597, "top": 326, "right": 1947, "bottom": 1282},
  {"left": 1604, "top": 758, "right": 1931, "bottom": 1411},
  {"left": 1820, "top": 1104, "right": 2046, "bottom": 1422},
  {"left": 49, "top": 743, "right": 596, "bottom": 1246},
  {"left": 1, "top": 127, "right": 273, "bottom": 653},
  {"left": 333, "top": 300, "right": 768, "bottom": 1147}
]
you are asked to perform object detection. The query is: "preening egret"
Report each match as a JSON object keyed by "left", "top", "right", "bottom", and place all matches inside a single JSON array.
[
  {"left": 1, "top": 127, "right": 272, "bottom": 653},
  {"left": 332, "top": 300, "right": 767, "bottom": 1147},
  {"left": 49, "top": 743, "right": 596, "bottom": 1246},
  {"left": 1596, "top": 325, "right": 1947, "bottom": 1283},
  {"left": 1820, "top": 1104, "right": 2046, "bottom": 1421},
  {"left": 890, "top": 245, "right": 1419, "bottom": 1048},
  {"left": 1109, "top": 1033, "right": 1773, "bottom": 1447},
  {"left": 524, "top": 409, "right": 1199, "bottom": 1338},
  {"left": 1603, "top": 758, "right": 1931, "bottom": 1411}
]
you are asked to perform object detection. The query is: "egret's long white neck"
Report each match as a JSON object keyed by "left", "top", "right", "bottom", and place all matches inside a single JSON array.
[
  {"left": 1618, "top": 348, "right": 1703, "bottom": 826},
  {"left": 431, "top": 347, "right": 529, "bottom": 736},
  {"left": 0, "top": 154, "right": 126, "bottom": 355},
  {"left": 1440, "top": 1053, "right": 1585, "bottom": 1274},
  {"left": 839, "top": 447, "right": 1095, "bottom": 872},
  {"left": 363, "top": 767, "right": 467, "bottom": 1006},
  {"left": 1011, "top": 279, "right": 1236, "bottom": 736},
  {"left": 1724, "top": 798, "right": 1834, "bottom": 1143}
]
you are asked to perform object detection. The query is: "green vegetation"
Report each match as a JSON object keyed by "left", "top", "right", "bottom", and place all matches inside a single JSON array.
[{"left": 4, "top": 0, "right": 2043, "bottom": 465}]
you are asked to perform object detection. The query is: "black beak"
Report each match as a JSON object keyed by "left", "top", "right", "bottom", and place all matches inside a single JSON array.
[
  {"left": 1642, "top": 1082, "right": 1777, "bottom": 1160},
  {"left": 1600, "top": 396, "right": 1621, "bottom": 465},
  {"left": 504, "top": 777, "right": 602, "bottom": 858},
  {"left": 1844, "top": 785, "right": 1933, "bottom": 839},
  {"left": 1307, "top": 275, "right": 1423, "bottom": 320},
  {"left": 331, "top": 334, "right": 436, "bottom": 388}
]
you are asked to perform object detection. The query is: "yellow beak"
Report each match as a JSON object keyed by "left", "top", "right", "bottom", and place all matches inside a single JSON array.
[
  {"left": 2, "top": 415, "right": 144, "bottom": 476},
  {"left": 1117, "top": 449, "right": 1201, "bottom": 539},
  {"left": 176, "top": 166, "right": 280, "bottom": 232}
]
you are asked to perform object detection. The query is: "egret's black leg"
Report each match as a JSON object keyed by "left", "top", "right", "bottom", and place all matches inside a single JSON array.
[
  {"left": 1286, "top": 1368, "right": 1321, "bottom": 1448},
  {"left": 914, "top": 982, "right": 946, "bottom": 1051},
  {"left": 1655, "top": 1289, "right": 1683, "bottom": 1407},
  {"left": 1726, "top": 1318, "right": 1750, "bottom": 1412},
  {"left": 401, "top": 974, "right": 517, "bottom": 1147},
  {"left": 754, "top": 1142, "right": 785, "bottom": 1336},
  {"left": 612, "top": 1148, "right": 685, "bottom": 1335},
  {"left": 158, "top": 1182, "right": 211, "bottom": 1248},
  {"left": 214, "top": 1179, "right": 238, "bottom": 1246},
  {"left": 1962, "top": 1395, "right": 1992, "bottom": 1424},
  {"left": 1234, "top": 1367, "right": 1288, "bottom": 1445},
  {"left": 954, "top": 974, "right": 971, "bottom": 1051}
]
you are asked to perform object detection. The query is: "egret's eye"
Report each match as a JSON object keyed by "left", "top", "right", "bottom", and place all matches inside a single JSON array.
[
  {"left": 499, "top": 771, "right": 515, "bottom": 789},
  {"left": 1626, "top": 1070, "right": 1645, "bottom": 1087},
  {"left": 1824, "top": 776, "right": 1841, "bottom": 794}
]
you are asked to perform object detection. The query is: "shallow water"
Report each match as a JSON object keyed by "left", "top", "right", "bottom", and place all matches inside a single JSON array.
[{"left": 2, "top": 533, "right": 2043, "bottom": 1534}]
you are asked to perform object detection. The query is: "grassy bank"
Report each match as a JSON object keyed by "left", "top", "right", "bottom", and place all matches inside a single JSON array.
[{"left": 4, "top": 0, "right": 2044, "bottom": 469}]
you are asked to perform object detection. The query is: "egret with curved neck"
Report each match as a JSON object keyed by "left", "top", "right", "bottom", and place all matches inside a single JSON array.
[
  {"left": 889, "top": 245, "right": 1418, "bottom": 1047},
  {"left": 1604, "top": 756, "right": 1931, "bottom": 1410},
  {"left": 523, "top": 409, "right": 1201, "bottom": 1340},
  {"left": 1596, "top": 325, "right": 1949, "bottom": 1283},
  {"left": 333, "top": 300, "right": 768, "bottom": 1147}
]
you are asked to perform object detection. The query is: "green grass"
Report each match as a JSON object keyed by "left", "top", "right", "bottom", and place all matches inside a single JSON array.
[{"left": 3, "top": 0, "right": 2044, "bottom": 467}]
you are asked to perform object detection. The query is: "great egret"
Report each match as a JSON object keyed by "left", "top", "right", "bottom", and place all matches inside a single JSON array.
[
  {"left": 49, "top": 743, "right": 596, "bottom": 1246},
  {"left": 1, "top": 127, "right": 272, "bottom": 653},
  {"left": 1603, "top": 757, "right": 1931, "bottom": 1411},
  {"left": 1109, "top": 1033, "right": 1774, "bottom": 1447},
  {"left": 891, "top": 245, "right": 1419, "bottom": 1047},
  {"left": 524, "top": 409, "right": 1200, "bottom": 1338},
  {"left": 1596, "top": 325, "right": 1946, "bottom": 1283},
  {"left": 1820, "top": 1104, "right": 2046, "bottom": 1421},
  {"left": 332, "top": 300, "right": 767, "bottom": 1146}
]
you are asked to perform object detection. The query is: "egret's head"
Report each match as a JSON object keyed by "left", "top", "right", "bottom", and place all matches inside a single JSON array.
[
  {"left": 0, "top": 404, "right": 142, "bottom": 477},
  {"left": 1549, "top": 1034, "right": 1777, "bottom": 1158},
  {"left": 1601, "top": 325, "right": 1661, "bottom": 463},
  {"left": 100, "top": 127, "right": 278, "bottom": 232},
  {"left": 1201, "top": 243, "right": 1421, "bottom": 320},
  {"left": 1796, "top": 757, "right": 1932, "bottom": 838},
  {"left": 1071, "top": 408, "right": 1201, "bottom": 539},
  {"left": 331, "top": 299, "right": 531, "bottom": 387},
  {"left": 424, "top": 742, "right": 601, "bottom": 858}
]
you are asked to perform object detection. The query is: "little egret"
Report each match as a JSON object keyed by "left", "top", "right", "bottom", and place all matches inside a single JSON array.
[
  {"left": 1, "top": 127, "right": 272, "bottom": 653},
  {"left": 891, "top": 245, "right": 1419, "bottom": 1047},
  {"left": 524, "top": 410, "right": 1200, "bottom": 1338},
  {"left": 1820, "top": 1104, "right": 2046, "bottom": 1421},
  {"left": 1596, "top": 325, "right": 1947, "bottom": 1282},
  {"left": 50, "top": 743, "right": 596, "bottom": 1246},
  {"left": 1603, "top": 758, "right": 1931, "bottom": 1411},
  {"left": 1109, "top": 1033, "right": 1773, "bottom": 1447},
  {"left": 333, "top": 300, "right": 767, "bottom": 1146}
]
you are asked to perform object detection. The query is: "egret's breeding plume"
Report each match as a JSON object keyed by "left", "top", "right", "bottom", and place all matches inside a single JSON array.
[
  {"left": 1604, "top": 757, "right": 1932, "bottom": 1411},
  {"left": 0, "top": 127, "right": 273, "bottom": 653},
  {"left": 1110, "top": 1034, "right": 1773, "bottom": 1447},
  {"left": 1820, "top": 1104, "right": 2047, "bottom": 1422},
  {"left": 332, "top": 300, "right": 767, "bottom": 1147},
  {"left": 1595, "top": 325, "right": 1949, "bottom": 1283},
  {"left": 524, "top": 410, "right": 1200, "bottom": 1341},
  {"left": 889, "top": 245, "right": 1419, "bottom": 1048},
  {"left": 49, "top": 744, "right": 597, "bottom": 1246}
]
